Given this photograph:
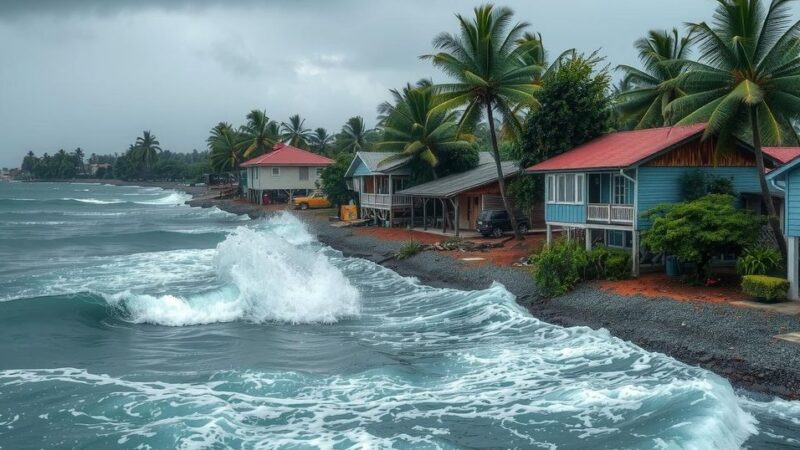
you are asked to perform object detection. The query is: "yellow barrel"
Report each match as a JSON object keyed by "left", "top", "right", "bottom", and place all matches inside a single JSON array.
[{"left": 340, "top": 205, "right": 358, "bottom": 221}]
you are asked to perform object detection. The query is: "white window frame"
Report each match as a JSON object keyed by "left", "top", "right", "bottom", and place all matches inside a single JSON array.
[
  {"left": 546, "top": 173, "right": 584, "bottom": 205},
  {"left": 613, "top": 174, "right": 629, "bottom": 205},
  {"left": 272, "top": 167, "right": 281, "bottom": 177}
]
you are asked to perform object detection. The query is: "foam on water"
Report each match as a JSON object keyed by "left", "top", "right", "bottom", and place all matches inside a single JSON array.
[{"left": 107, "top": 213, "right": 360, "bottom": 325}]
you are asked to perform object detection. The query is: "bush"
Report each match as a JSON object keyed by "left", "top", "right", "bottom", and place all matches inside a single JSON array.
[
  {"left": 396, "top": 241, "right": 423, "bottom": 260},
  {"left": 530, "top": 239, "right": 589, "bottom": 297},
  {"left": 642, "top": 194, "right": 763, "bottom": 280},
  {"left": 741, "top": 275, "right": 789, "bottom": 302},
  {"left": 680, "top": 171, "right": 708, "bottom": 201},
  {"left": 736, "top": 245, "right": 783, "bottom": 276},
  {"left": 587, "top": 245, "right": 631, "bottom": 281}
]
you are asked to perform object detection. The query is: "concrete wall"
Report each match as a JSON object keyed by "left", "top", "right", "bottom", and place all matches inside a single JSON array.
[{"left": 246, "top": 166, "right": 324, "bottom": 191}]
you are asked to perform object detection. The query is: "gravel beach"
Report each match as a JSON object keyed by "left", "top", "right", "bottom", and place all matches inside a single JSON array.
[{"left": 188, "top": 194, "right": 800, "bottom": 400}]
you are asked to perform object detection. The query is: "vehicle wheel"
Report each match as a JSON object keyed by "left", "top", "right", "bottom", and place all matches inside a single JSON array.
[
  {"left": 518, "top": 224, "right": 529, "bottom": 234},
  {"left": 492, "top": 227, "right": 503, "bottom": 238},
  {"left": 299, "top": 203, "right": 309, "bottom": 210}
]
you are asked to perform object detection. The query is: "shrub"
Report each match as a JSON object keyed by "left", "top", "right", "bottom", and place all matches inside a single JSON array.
[
  {"left": 396, "top": 241, "right": 423, "bottom": 260},
  {"left": 707, "top": 176, "right": 735, "bottom": 196},
  {"left": 741, "top": 275, "right": 789, "bottom": 302},
  {"left": 736, "top": 245, "right": 782, "bottom": 276},
  {"left": 642, "top": 194, "right": 763, "bottom": 280},
  {"left": 680, "top": 170, "right": 708, "bottom": 201},
  {"left": 530, "top": 239, "right": 589, "bottom": 297},
  {"left": 587, "top": 245, "right": 631, "bottom": 281}
]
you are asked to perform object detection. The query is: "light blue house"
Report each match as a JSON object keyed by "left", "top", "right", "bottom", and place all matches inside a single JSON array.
[
  {"left": 344, "top": 152, "right": 414, "bottom": 224},
  {"left": 526, "top": 124, "right": 783, "bottom": 276},
  {"left": 766, "top": 156, "right": 800, "bottom": 300}
]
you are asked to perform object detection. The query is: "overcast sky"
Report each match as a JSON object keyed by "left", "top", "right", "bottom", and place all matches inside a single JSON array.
[{"left": 0, "top": 0, "right": 720, "bottom": 168}]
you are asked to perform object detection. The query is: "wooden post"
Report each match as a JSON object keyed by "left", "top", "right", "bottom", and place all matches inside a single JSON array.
[
  {"left": 423, "top": 198, "right": 428, "bottom": 230},
  {"left": 789, "top": 236, "right": 798, "bottom": 301},
  {"left": 454, "top": 197, "right": 460, "bottom": 237},
  {"left": 632, "top": 229, "right": 640, "bottom": 277},
  {"left": 546, "top": 224, "right": 552, "bottom": 246},
  {"left": 441, "top": 199, "right": 448, "bottom": 233},
  {"left": 585, "top": 227, "right": 592, "bottom": 251}
]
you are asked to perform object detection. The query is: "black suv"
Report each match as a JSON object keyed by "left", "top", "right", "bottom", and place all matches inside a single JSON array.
[{"left": 476, "top": 210, "right": 530, "bottom": 237}]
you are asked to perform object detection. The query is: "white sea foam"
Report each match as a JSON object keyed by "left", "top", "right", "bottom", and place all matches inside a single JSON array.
[
  {"left": 108, "top": 213, "right": 360, "bottom": 325},
  {"left": 133, "top": 192, "right": 191, "bottom": 206},
  {"left": 62, "top": 197, "right": 124, "bottom": 204}
]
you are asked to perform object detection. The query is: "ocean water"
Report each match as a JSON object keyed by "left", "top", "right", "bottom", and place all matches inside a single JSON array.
[{"left": 0, "top": 182, "right": 798, "bottom": 449}]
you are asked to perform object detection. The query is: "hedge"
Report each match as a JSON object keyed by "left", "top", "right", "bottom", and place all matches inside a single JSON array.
[{"left": 741, "top": 275, "right": 789, "bottom": 302}]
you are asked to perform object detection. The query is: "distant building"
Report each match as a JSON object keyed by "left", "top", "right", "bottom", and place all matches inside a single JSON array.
[
  {"left": 241, "top": 143, "right": 333, "bottom": 204},
  {"left": 86, "top": 163, "right": 112, "bottom": 175}
]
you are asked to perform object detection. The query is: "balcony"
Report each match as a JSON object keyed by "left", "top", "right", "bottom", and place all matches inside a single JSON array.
[
  {"left": 360, "top": 193, "right": 413, "bottom": 210},
  {"left": 587, "top": 203, "right": 634, "bottom": 225}
]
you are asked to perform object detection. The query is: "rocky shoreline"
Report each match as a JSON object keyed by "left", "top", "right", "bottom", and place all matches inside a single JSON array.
[{"left": 184, "top": 193, "right": 800, "bottom": 400}]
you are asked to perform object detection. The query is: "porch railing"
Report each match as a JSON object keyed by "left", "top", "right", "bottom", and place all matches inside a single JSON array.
[
  {"left": 587, "top": 203, "right": 634, "bottom": 224},
  {"left": 360, "top": 193, "right": 413, "bottom": 209}
]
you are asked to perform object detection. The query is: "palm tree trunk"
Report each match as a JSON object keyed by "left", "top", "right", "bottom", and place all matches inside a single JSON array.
[
  {"left": 486, "top": 102, "right": 523, "bottom": 241},
  {"left": 751, "top": 107, "right": 787, "bottom": 260}
]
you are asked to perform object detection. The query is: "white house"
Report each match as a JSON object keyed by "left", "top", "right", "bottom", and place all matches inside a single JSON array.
[{"left": 241, "top": 143, "right": 333, "bottom": 204}]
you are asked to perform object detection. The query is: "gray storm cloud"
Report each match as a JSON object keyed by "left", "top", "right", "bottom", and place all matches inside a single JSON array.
[{"left": 0, "top": 0, "right": 714, "bottom": 167}]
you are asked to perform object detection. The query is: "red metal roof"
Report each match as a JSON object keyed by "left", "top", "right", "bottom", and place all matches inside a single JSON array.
[
  {"left": 763, "top": 147, "right": 800, "bottom": 165},
  {"left": 525, "top": 124, "right": 707, "bottom": 172},
  {"left": 241, "top": 143, "right": 333, "bottom": 167}
]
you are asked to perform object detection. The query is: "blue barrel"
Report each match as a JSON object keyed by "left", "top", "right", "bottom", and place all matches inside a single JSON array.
[{"left": 665, "top": 255, "right": 680, "bottom": 277}]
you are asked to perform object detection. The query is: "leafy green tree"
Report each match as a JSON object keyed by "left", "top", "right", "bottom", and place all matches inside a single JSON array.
[
  {"left": 336, "top": 116, "right": 372, "bottom": 153},
  {"left": 241, "top": 110, "right": 280, "bottom": 158},
  {"left": 378, "top": 81, "right": 474, "bottom": 182},
  {"left": 281, "top": 114, "right": 313, "bottom": 148},
  {"left": 72, "top": 147, "right": 85, "bottom": 175},
  {"left": 208, "top": 123, "right": 244, "bottom": 177},
  {"left": 309, "top": 127, "right": 335, "bottom": 155},
  {"left": 642, "top": 194, "right": 763, "bottom": 280},
  {"left": 319, "top": 153, "right": 357, "bottom": 207},
  {"left": 511, "top": 53, "right": 612, "bottom": 209},
  {"left": 424, "top": 4, "right": 542, "bottom": 240},
  {"left": 615, "top": 29, "right": 694, "bottom": 129},
  {"left": 21, "top": 151, "right": 36, "bottom": 173},
  {"left": 667, "top": 0, "right": 800, "bottom": 258}
]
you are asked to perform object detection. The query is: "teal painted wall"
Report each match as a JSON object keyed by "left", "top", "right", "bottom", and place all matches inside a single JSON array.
[
  {"left": 545, "top": 204, "right": 586, "bottom": 223},
  {"left": 352, "top": 158, "right": 372, "bottom": 176},
  {"left": 637, "top": 166, "right": 764, "bottom": 230},
  {"left": 786, "top": 169, "right": 800, "bottom": 236}
]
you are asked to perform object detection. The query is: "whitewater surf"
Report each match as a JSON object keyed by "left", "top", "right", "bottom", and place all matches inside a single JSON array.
[{"left": 0, "top": 182, "right": 797, "bottom": 448}]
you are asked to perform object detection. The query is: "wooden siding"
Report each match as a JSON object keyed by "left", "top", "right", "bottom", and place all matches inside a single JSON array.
[
  {"left": 246, "top": 166, "right": 324, "bottom": 190},
  {"left": 545, "top": 204, "right": 586, "bottom": 223},
  {"left": 352, "top": 158, "right": 372, "bottom": 176},
  {"left": 645, "top": 138, "right": 756, "bottom": 167},
  {"left": 636, "top": 166, "right": 763, "bottom": 230},
  {"left": 787, "top": 169, "right": 800, "bottom": 236}
]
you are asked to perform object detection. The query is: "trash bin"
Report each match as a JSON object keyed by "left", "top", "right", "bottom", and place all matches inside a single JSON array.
[{"left": 665, "top": 255, "right": 680, "bottom": 277}]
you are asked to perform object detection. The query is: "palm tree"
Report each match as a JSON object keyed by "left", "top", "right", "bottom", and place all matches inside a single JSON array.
[
  {"left": 616, "top": 29, "right": 694, "bottom": 129},
  {"left": 133, "top": 130, "right": 162, "bottom": 174},
  {"left": 377, "top": 79, "right": 434, "bottom": 126},
  {"left": 309, "top": 128, "right": 335, "bottom": 154},
  {"left": 667, "top": 0, "right": 800, "bottom": 257},
  {"left": 241, "top": 110, "right": 280, "bottom": 158},
  {"left": 280, "top": 114, "right": 313, "bottom": 148},
  {"left": 338, "top": 116, "right": 371, "bottom": 153},
  {"left": 423, "top": 4, "right": 541, "bottom": 240},
  {"left": 208, "top": 123, "right": 244, "bottom": 177},
  {"left": 377, "top": 82, "right": 472, "bottom": 180}
]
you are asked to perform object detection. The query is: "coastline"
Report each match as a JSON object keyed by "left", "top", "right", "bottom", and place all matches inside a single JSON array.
[{"left": 182, "top": 193, "right": 800, "bottom": 401}]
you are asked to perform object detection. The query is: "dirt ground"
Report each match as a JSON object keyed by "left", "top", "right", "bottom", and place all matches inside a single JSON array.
[{"left": 598, "top": 273, "right": 751, "bottom": 304}]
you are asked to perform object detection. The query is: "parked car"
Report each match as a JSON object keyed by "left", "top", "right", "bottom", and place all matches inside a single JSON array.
[
  {"left": 476, "top": 209, "right": 529, "bottom": 237},
  {"left": 292, "top": 191, "right": 332, "bottom": 210}
]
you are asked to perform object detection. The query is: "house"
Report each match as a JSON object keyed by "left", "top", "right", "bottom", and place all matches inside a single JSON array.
[
  {"left": 241, "top": 143, "right": 333, "bottom": 204},
  {"left": 397, "top": 154, "right": 533, "bottom": 236},
  {"left": 344, "top": 151, "right": 414, "bottom": 224},
  {"left": 766, "top": 153, "right": 800, "bottom": 301},
  {"left": 526, "top": 124, "right": 782, "bottom": 276}
]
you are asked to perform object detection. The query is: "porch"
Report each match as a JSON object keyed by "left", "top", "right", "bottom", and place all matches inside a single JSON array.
[{"left": 586, "top": 173, "right": 635, "bottom": 225}]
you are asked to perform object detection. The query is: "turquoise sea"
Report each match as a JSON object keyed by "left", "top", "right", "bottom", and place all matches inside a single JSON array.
[{"left": 0, "top": 182, "right": 798, "bottom": 449}]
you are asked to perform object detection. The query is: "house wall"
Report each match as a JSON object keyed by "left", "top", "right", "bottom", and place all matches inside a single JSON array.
[
  {"left": 545, "top": 204, "right": 587, "bottom": 223},
  {"left": 786, "top": 169, "right": 800, "bottom": 237},
  {"left": 246, "top": 166, "right": 325, "bottom": 191},
  {"left": 636, "top": 166, "right": 764, "bottom": 230}
]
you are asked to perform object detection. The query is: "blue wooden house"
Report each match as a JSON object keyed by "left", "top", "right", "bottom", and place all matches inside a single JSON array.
[
  {"left": 526, "top": 124, "right": 784, "bottom": 276},
  {"left": 344, "top": 151, "right": 414, "bottom": 224},
  {"left": 766, "top": 156, "right": 800, "bottom": 300}
]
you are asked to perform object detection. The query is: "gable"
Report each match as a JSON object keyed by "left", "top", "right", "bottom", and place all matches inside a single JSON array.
[
  {"left": 352, "top": 157, "right": 372, "bottom": 177},
  {"left": 645, "top": 137, "right": 767, "bottom": 168}
]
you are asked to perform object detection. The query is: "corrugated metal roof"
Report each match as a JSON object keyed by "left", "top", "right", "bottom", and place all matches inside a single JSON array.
[
  {"left": 525, "top": 124, "right": 707, "bottom": 172},
  {"left": 344, "top": 151, "right": 413, "bottom": 177},
  {"left": 240, "top": 143, "right": 333, "bottom": 167},
  {"left": 764, "top": 147, "right": 800, "bottom": 164},
  {"left": 398, "top": 160, "right": 519, "bottom": 198}
]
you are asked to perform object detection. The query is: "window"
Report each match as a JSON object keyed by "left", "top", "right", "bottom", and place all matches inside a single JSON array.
[
  {"left": 299, "top": 167, "right": 309, "bottom": 181},
  {"left": 613, "top": 175, "right": 628, "bottom": 204},
  {"left": 272, "top": 168, "right": 280, "bottom": 177},
  {"left": 547, "top": 174, "right": 585, "bottom": 204},
  {"left": 607, "top": 230, "right": 632, "bottom": 248}
]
